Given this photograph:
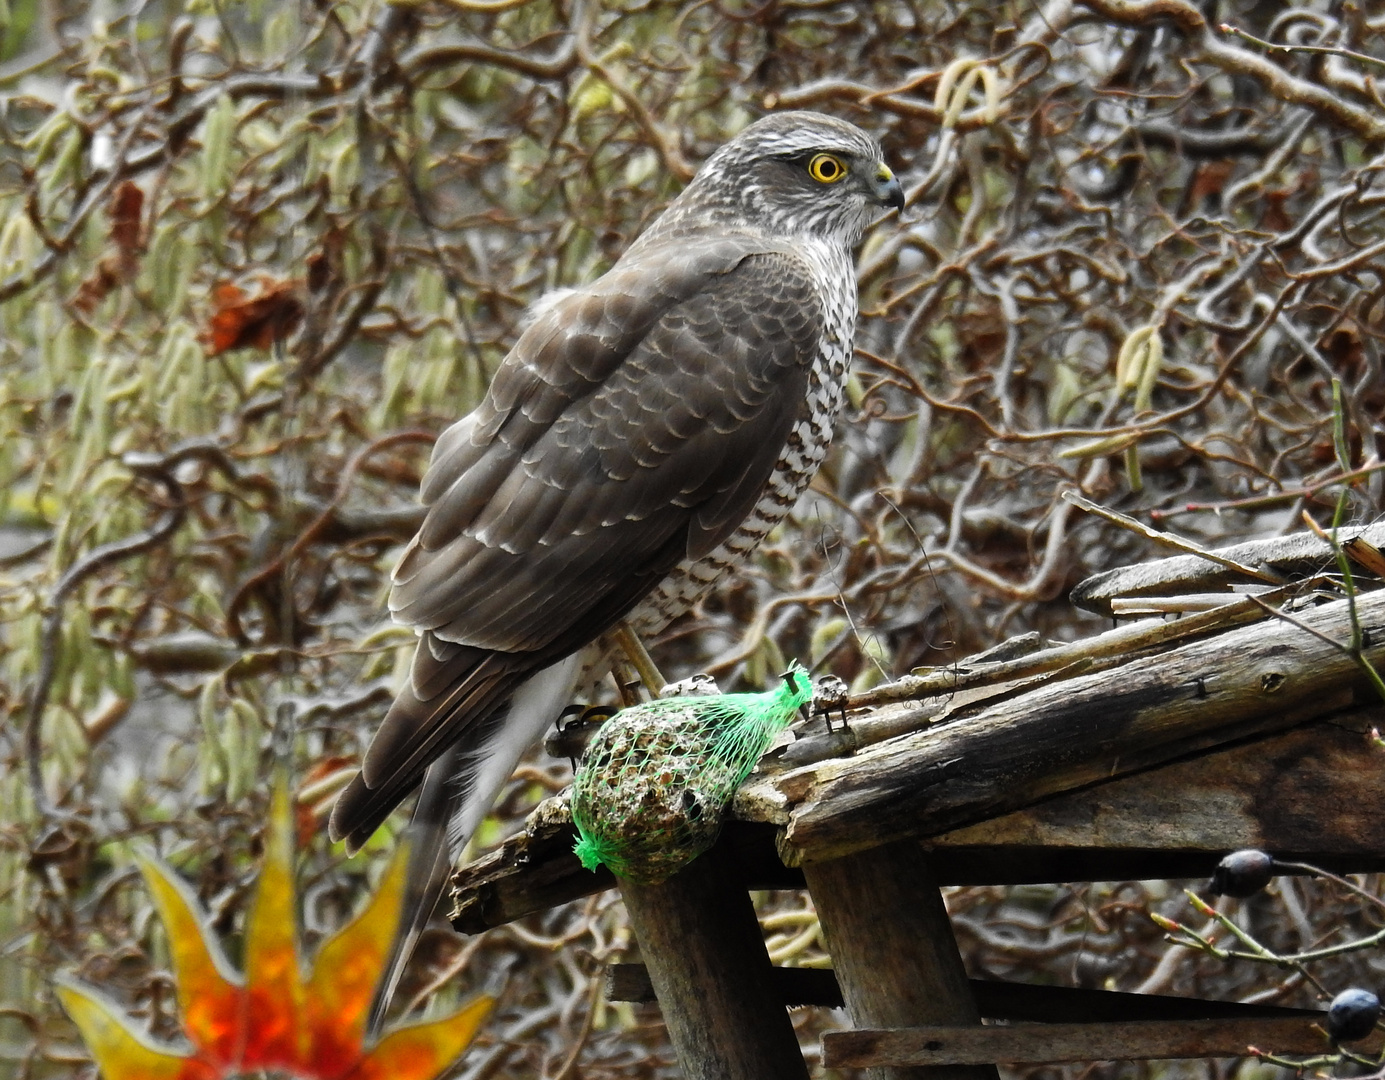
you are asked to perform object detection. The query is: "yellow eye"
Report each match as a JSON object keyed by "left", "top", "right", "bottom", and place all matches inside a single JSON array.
[{"left": 807, "top": 154, "right": 847, "bottom": 184}]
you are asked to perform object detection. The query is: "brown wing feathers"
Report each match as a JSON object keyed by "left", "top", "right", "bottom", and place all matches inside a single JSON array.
[{"left": 328, "top": 243, "right": 824, "bottom": 851}]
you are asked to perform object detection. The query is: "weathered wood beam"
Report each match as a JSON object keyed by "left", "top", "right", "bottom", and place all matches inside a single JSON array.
[
  {"left": 1068, "top": 522, "right": 1385, "bottom": 616},
  {"left": 449, "top": 818, "right": 799, "bottom": 934},
  {"left": 823, "top": 1018, "right": 1367, "bottom": 1068},
  {"left": 607, "top": 964, "right": 1321, "bottom": 1023},
  {"left": 804, "top": 844, "right": 998, "bottom": 1080},
  {"left": 618, "top": 844, "right": 810, "bottom": 1080},
  {"left": 922, "top": 845, "right": 1385, "bottom": 886},
  {"left": 746, "top": 592, "right": 1385, "bottom": 865},
  {"left": 450, "top": 713, "right": 1385, "bottom": 932}
]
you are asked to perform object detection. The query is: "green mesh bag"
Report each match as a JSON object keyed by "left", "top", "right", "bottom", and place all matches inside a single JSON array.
[{"left": 571, "top": 663, "right": 812, "bottom": 884}]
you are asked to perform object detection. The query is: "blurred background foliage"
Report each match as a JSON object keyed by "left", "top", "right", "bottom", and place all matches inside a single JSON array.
[{"left": 1, "top": 0, "right": 1384, "bottom": 1075}]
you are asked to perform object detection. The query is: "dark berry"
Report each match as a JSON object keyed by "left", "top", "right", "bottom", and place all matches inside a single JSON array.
[
  {"left": 1207, "top": 849, "right": 1275, "bottom": 898},
  {"left": 1327, "top": 988, "right": 1380, "bottom": 1043}
]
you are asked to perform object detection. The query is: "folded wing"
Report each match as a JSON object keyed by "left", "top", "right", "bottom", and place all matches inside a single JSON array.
[{"left": 329, "top": 238, "right": 825, "bottom": 851}]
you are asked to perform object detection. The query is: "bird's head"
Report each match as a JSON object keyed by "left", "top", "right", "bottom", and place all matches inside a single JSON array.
[{"left": 662, "top": 111, "right": 904, "bottom": 245}]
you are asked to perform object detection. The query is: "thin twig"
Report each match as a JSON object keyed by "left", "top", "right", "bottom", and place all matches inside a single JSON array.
[{"left": 1221, "top": 24, "right": 1385, "bottom": 72}]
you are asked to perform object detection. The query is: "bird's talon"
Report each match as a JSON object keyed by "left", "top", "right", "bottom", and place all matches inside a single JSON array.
[{"left": 556, "top": 704, "right": 586, "bottom": 730}]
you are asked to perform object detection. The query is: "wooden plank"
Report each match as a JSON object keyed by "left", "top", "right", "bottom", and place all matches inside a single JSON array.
[
  {"left": 618, "top": 843, "right": 810, "bottom": 1080},
  {"left": 606, "top": 965, "right": 1321, "bottom": 1022},
  {"left": 1068, "top": 523, "right": 1385, "bottom": 616},
  {"left": 447, "top": 793, "right": 608, "bottom": 934},
  {"left": 920, "top": 845, "right": 1385, "bottom": 886},
  {"left": 749, "top": 592, "right": 1385, "bottom": 865},
  {"left": 928, "top": 717, "right": 1385, "bottom": 864},
  {"left": 823, "top": 1018, "right": 1356, "bottom": 1068},
  {"left": 805, "top": 844, "right": 998, "bottom": 1080}
]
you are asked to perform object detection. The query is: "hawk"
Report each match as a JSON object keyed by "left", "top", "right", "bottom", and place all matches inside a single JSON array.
[{"left": 329, "top": 110, "right": 902, "bottom": 1012}]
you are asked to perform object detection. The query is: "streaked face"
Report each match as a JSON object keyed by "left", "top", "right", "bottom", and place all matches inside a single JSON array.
[{"left": 680, "top": 111, "right": 904, "bottom": 243}]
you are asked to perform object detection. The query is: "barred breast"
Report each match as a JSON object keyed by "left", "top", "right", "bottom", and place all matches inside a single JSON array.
[{"left": 627, "top": 238, "right": 858, "bottom": 638}]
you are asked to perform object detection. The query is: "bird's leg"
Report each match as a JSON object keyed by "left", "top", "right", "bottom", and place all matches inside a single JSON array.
[
  {"left": 598, "top": 626, "right": 652, "bottom": 707},
  {"left": 605, "top": 648, "right": 644, "bottom": 709},
  {"left": 610, "top": 621, "right": 667, "bottom": 700}
]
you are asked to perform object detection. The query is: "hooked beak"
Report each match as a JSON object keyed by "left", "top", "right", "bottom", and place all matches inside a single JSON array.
[{"left": 874, "top": 163, "right": 905, "bottom": 212}]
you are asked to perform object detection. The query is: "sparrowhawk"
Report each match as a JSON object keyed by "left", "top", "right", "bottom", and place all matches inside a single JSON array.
[{"left": 329, "top": 110, "right": 903, "bottom": 1015}]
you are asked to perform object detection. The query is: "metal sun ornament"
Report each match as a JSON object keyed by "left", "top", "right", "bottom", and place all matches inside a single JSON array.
[{"left": 56, "top": 776, "right": 492, "bottom": 1080}]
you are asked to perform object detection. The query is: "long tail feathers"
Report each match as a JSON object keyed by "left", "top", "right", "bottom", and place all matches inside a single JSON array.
[
  {"left": 367, "top": 741, "right": 466, "bottom": 1038},
  {"left": 444, "top": 653, "right": 586, "bottom": 853},
  {"left": 365, "top": 651, "right": 588, "bottom": 1034}
]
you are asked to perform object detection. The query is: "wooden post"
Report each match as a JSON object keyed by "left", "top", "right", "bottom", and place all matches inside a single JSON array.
[
  {"left": 803, "top": 842, "right": 1000, "bottom": 1080},
  {"left": 619, "top": 843, "right": 810, "bottom": 1080}
]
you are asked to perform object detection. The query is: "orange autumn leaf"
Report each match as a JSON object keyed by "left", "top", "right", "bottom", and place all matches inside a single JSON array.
[
  {"left": 57, "top": 774, "right": 492, "bottom": 1080},
  {"left": 108, "top": 181, "right": 145, "bottom": 260},
  {"left": 202, "top": 279, "right": 304, "bottom": 356},
  {"left": 73, "top": 181, "right": 146, "bottom": 313},
  {"left": 1184, "top": 159, "right": 1234, "bottom": 213}
]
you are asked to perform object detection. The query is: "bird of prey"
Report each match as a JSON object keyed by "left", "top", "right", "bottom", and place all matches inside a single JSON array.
[{"left": 328, "top": 110, "right": 903, "bottom": 1016}]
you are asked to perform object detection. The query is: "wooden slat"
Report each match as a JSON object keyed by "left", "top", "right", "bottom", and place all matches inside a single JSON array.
[
  {"left": 928, "top": 714, "right": 1385, "bottom": 879},
  {"left": 618, "top": 843, "right": 810, "bottom": 1080},
  {"left": 823, "top": 1019, "right": 1349, "bottom": 1068},
  {"left": 932, "top": 719, "right": 1384, "bottom": 855},
  {"left": 750, "top": 592, "right": 1385, "bottom": 865},
  {"left": 921, "top": 845, "right": 1385, "bottom": 887},
  {"left": 605, "top": 965, "right": 1321, "bottom": 1024}
]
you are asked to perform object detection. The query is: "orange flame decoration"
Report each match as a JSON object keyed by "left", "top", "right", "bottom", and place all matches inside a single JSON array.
[{"left": 56, "top": 777, "right": 492, "bottom": 1080}]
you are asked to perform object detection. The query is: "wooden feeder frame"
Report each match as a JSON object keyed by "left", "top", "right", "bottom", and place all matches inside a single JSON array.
[{"left": 450, "top": 531, "right": 1385, "bottom": 1079}]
